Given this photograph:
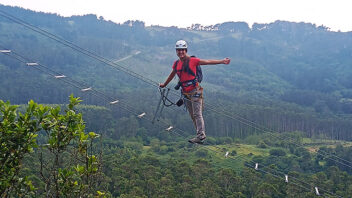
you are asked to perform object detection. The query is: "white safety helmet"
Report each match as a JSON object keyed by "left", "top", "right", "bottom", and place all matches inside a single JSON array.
[{"left": 175, "top": 40, "right": 188, "bottom": 49}]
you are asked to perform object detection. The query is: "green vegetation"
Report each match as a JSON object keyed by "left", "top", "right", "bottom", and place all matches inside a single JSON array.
[
  {"left": 2, "top": 98, "right": 352, "bottom": 197},
  {"left": 0, "top": 96, "right": 105, "bottom": 197}
]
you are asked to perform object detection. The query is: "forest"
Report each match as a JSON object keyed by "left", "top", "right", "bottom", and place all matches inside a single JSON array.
[{"left": 1, "top": 4, "right": 352, "bottom": 197}]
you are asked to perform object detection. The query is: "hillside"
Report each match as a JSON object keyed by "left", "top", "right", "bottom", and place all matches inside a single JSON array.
[{"left": 1, "top": 4, "right": 352, "bottom": 140}]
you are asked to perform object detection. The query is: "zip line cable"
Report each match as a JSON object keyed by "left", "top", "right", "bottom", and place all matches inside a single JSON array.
[
  {"left": 160, "top": 87, "right": 351, "bottom": 171},
  {"left": 4, "top": 53, "right": 115, "bottom": 106},
  {"left": 206, "top": 145, "right": 340, "bottom": 197},
  {"left": 0, "top": 10, "right": 350, "bottom": 193},
  {"left": 0, "top": 10, "right": 158, "bottom": 87},
  {"left": 0, "top": 49, "right": 344, "bottom": 196},
  {"left": 209, "top": 106, "right": 352, "bottom": 169},
  {"left": 208, "top": 143, "right": 342, "bottom": 197},
  {"left": 245, "top": 163, "right": 318, "bottom": 194},
  {"left": 2, "top": 50, "right": 91, "bottom": 90},
  {"left": 0, "top": 47, "right": 186, "bottom": 139},
  {"left": 229, "top": 141, "right": 344, "bottom": 197},
  {"left": 203, "top": 144, "right": 342, "bottom": 197},
  {"left": 202, "top": 100, "right": 352, "bottom": 168},
  {"left": 244, "top": 162, "right": 328, "bottom": 197},
  {"left": 245, "top": 161, "right": 343, "bottom": 198},
  {"left": 216, "top": 107, "right": 352, "bottom": 169}
]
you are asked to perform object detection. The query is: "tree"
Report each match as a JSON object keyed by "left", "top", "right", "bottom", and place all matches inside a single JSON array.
[
  {"left": 0, "top": 100, "right": 42, "bottom": 197},
  {"left": 38, "top": 94, "right": 105, "bottom": 197},
  {"left": 255, "top": 183, "right": 281, "bottom": 198},
  {"left": 269, "top": 149, "right": 286, "bottom": 157},
  {"left": 0, "top": 95, "right": 106, "bottom": 197}
]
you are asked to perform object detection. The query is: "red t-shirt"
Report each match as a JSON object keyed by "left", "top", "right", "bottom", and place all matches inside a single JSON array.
[{"left": 172, "top": 57, "right": 200, "bottom": 92}]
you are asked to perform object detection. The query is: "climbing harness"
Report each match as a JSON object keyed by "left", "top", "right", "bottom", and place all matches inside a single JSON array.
[
  {"left": 182, "top": 86, "right": 203, "bottom": 103},
  {"left": 173, "top": 56, "right": 202, "bottom": 91}
]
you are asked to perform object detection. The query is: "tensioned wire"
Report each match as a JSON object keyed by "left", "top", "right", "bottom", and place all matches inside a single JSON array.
[
  {"left": 0, "top": 10, "right": 157, "bottom": 87},
  {"left": 206, "top": 144, "right": 341, "bottom": 197},
  {"left": 244, "top": 161, "right": 342, "bottom": 198},
  {"left": 0, "top": 10, "right": 351, "bottom": 170},
  {"left": 0, "top": 48, "right": 186, "bottom": 137},
  {"left": 204, "top": 141, "right": 342, "bottom": 197},
  {"left": 0, "top": 49, "right": 342, "bottom": 197}
]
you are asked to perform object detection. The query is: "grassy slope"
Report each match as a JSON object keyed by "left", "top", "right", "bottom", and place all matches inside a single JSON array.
[
  {"left": 303, "top": 138, "right": 352, "bottom": 152},
  {"left": 142, "top": 139, "right": 352, "bottom": 171},
  {"left": 142, "top": 143, "right": 270, "bottom": 171}
]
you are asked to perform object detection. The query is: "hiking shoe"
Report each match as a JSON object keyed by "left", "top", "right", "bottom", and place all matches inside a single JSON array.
[{"left": 188, "top": 135, "right": 206, "bottom": 144}]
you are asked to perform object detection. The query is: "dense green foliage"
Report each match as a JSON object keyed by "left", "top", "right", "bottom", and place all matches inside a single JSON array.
[
  {"left": 0, "top": 100, "right": 39, "bottom": 196},
  {"left": 2, "top": 98, "right": 352, "bottom": 197},
  {"left": 100, "top": 144, "right": 352, "bottom": 197},
  {"left": 0, "top": 96, "right": 105, "bottom": 197}
]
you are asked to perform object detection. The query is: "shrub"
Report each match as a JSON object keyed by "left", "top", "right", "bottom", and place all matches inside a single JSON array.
[
  {"left": 195, "top": 149, "right": 208, "bottom": 157},
  {"left": 257, "top": 140, "right": 268, "bottom": 148},
  {"left": 269, "top": 148, "right": 286, "bottom": 156}
]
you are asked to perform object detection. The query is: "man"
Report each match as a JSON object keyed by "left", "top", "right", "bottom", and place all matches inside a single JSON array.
[{"left": 160, "top": 40, "right": 230, "bottom": 144}]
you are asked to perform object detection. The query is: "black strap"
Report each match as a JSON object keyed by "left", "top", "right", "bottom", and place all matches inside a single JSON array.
[
  {"left": 173, "top": 60, "right": 183, "bottom": 73},
  {"left": 184, "top": 58, "right": 196, "bottom": 77},
  {"left": 180, "top": 78, "right": 198, "bottom": 86},
  {"left": 174, "top": 57, "right": 196, "bottom": 76},
  {"left": 174, "top": 57, "right": 198, "bottom": 89},
  {"left": 173, "top": 58, "right": 196, "bottom": 75}
]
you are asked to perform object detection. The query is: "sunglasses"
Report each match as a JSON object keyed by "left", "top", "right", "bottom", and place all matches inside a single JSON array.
[{"left": 176, "top": 49, "right": 186, "bottom": 52}]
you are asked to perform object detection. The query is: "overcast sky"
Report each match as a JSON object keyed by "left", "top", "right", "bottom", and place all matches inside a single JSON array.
[{"left": 0, "top": 0, "right": 351, "bottom": 32}]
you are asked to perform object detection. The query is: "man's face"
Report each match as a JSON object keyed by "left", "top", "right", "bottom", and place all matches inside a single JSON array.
[{"left": 176, "top": 48, "right": 187, "bottom": 59}]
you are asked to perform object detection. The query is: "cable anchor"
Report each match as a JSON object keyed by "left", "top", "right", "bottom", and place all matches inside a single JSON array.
[
  {"left": 165, "top": 126, "right": 173, "bottom": 131},
  {"left": 225, "top": 151, "right": 229, "bottom": 158},
  {"left": 110, "top": 100, "right": 119, "bottom": 105},
  {"left": 54, "top": 75, "right": 66, "bottom": 79},
  {"left": 255, "top": 163, "right": 259, "bottom": 170},
  {"left": 315, "top": 187, "right": 320, "bottom": 196},
  {"left": 81, "top": 87, "right": 92, "bottom": 92},
  {"left": 137, "top": 112, "right": 146, "bottom": 118},
  {"left": 0, "top": 50, "right": 11, "bottom": 53},
  {"left": 26, "top": 62, "right": 38, "bottom": 66}
]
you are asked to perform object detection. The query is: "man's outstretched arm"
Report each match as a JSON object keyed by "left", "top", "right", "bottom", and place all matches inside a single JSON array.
[{"left": 199, "top": 58, "right": 230, "bottom": 65}]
